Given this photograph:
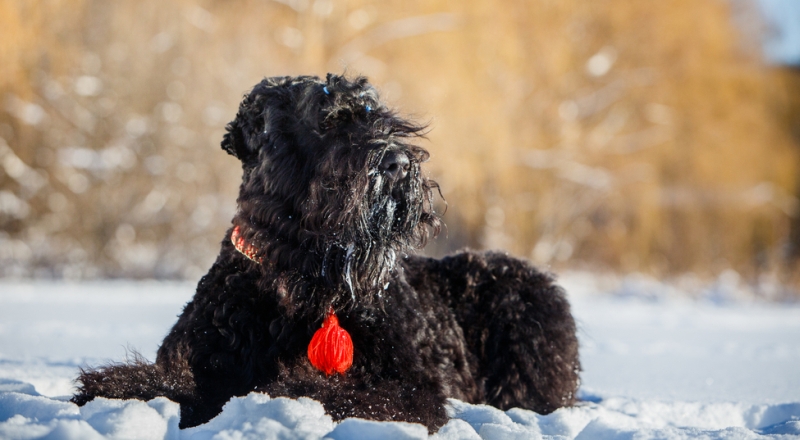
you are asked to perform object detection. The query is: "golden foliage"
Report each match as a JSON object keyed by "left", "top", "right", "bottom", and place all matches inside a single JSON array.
[{"left": 0, "top": 0, "right": 797, "bottom": 287}]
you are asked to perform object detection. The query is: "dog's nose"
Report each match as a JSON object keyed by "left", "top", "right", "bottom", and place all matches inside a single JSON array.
[{"left": 379, "top": 151, "right": 410, "bottom": 181}]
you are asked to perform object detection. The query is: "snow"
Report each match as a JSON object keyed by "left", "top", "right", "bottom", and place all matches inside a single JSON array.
[{"left": 1, "top": 274, "right": 799, "bottom": 439}]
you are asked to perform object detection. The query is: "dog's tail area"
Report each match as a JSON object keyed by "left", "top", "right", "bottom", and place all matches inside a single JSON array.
[{"left": 71, "top": 353, "right": 197, "bottom": 408}]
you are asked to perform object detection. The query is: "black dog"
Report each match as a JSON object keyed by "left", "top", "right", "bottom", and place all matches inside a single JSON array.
[{"left": 73, "top": 74, "right": 580, "bottom": 431}]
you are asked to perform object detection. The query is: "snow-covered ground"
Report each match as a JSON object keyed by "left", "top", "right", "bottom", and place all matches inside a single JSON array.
[{"left": 1, "top": 273, "right": 799, "bottom": 439}]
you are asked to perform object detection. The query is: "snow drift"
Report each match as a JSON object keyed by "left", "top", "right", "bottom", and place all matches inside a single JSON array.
[
  {"left": 2, "top": 389, "right": 799, "bottom": 439},
  {"left": 1, "top": 275, "right": 799, "bottom": 439}
]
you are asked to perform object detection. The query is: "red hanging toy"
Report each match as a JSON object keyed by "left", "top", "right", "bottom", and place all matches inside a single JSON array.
[
  {"left": 232, "top": 226, "right": 354, "bottom": 375},
  {"left": 307, "top": 308, "right": 353, "bottom": 375}
]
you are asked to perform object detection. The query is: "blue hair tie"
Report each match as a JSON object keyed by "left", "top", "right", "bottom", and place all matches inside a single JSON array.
[
  {"left": 365, "top": 105, "right": 372, "bottom": 113},
  {"left": 323, "top": 86, "right": 330, "bottom": 95}
]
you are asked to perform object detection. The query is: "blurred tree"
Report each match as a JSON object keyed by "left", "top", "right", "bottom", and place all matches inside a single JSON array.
[{"left": 0, "top": 0, "right": 797, "bottom": 297}]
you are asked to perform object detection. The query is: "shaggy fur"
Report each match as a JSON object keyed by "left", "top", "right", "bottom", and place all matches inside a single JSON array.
[{"left": 73, "top": 74, "right": 580, "bottom": 431}]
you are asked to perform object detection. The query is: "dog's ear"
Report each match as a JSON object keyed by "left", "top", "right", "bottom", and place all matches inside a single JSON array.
[
  {"left": 222, "top": 76, "right": 297, "bottom": 163},
  {"left": 221, "top": 117, "right": 247, "bottom": 160}
]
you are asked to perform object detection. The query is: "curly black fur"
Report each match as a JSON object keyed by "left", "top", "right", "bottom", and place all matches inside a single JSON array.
[{"left": 73, "top": 74, "right": 580, "bottom": 432}]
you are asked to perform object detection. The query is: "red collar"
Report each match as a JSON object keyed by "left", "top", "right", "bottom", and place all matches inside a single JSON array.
[{"left": 231, "top": 225, "right": 262, "bottom": 263}]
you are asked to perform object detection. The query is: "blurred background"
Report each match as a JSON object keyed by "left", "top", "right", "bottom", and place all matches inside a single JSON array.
[{"left": 2, "top": 0, "right": 800, "bottom": 298}]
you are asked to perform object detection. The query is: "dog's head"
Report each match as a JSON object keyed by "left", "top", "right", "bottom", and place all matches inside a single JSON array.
[{"left": 223, "top": 74, "right": 440, "bottom": 308}]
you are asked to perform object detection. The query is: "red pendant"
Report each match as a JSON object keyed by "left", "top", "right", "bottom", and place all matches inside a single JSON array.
[{"left": 307, "top": 309, "right": 353, "bottom": 375}]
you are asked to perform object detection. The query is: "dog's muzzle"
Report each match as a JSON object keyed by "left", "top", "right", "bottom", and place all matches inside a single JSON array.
[{"left": 379, "top": 150, "right": 410, "bottom": 182}]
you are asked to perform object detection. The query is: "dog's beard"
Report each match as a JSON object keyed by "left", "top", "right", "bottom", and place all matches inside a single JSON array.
[{"left": 316, "top": 158, "right": 431, "bottom": 304}]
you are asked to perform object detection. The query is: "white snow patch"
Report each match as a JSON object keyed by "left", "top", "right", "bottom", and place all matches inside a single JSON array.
[
  {"left": 1, "top": 276, "right": 799, "bottom": 439},
  {"left": 182, "top": 393, "right": 333, "bottom": 440},
  {"left": 2, "top": 393, "right": 799, "bottom": 439},
  {"left": 328, "top": 418, "right": 428, "bottom": 440}
]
